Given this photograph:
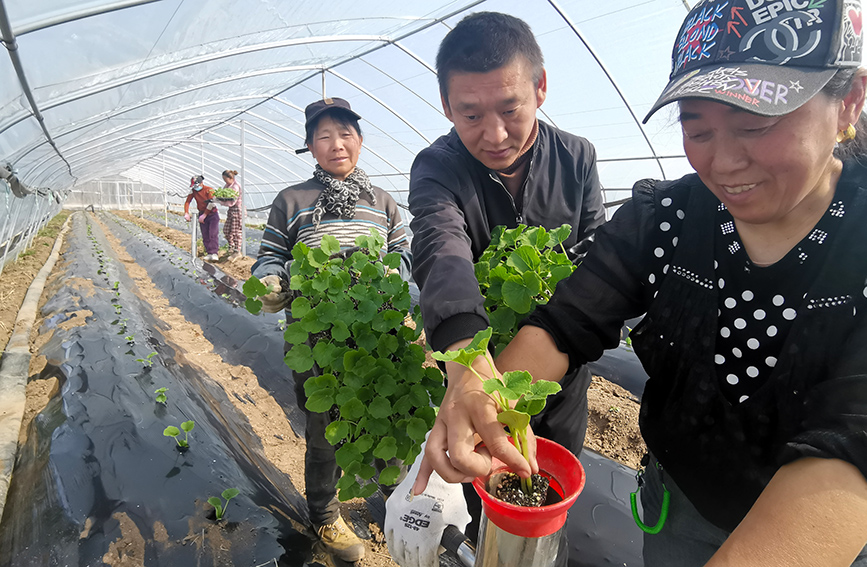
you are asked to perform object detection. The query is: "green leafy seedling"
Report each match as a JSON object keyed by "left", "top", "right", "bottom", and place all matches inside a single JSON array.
[
  {"left": 207, "top": 488, "right": 240, "bottom": 520},
  {"left": 433, "top": 328, "right": 561, "bottom": 496},
  {"left": 135, "top": 351, "right": 158, "bottom": 367},
  {"left": 474, "top": 224, "right": 575, "bottom": 356},
  {"left": 154, "top": 387, "right": 168, "bottom": 404},
  {"left": 163, "top": 420, "right": 195, "bottom": 448}
]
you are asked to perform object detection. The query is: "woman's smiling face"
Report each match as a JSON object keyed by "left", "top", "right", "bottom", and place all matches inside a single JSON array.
[{"left": 679, "top": 95, "right": 843, "bottom": 227}]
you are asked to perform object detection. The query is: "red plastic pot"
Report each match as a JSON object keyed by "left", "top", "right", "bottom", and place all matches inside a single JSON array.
[{"left": 472, "top": 437, "right": 585, "bottom": 538}]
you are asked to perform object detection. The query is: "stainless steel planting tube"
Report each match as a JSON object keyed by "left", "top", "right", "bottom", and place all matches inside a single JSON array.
[{"left": 474, "top": 512, "right": 562, "bottom": 567}]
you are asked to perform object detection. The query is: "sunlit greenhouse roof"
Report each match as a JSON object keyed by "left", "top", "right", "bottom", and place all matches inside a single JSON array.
[{"left": 2, "top": 0, "right": 703, "bottom": 213}]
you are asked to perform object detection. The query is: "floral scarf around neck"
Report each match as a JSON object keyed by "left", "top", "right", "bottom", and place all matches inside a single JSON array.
[{"left": 311, "top": 165, "right": 377, "bottom": 229}]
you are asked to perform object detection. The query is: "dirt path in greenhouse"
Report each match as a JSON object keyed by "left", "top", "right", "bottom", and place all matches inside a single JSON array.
[{"left": 2, "top": 210, "right": 645, "bottom": 566}]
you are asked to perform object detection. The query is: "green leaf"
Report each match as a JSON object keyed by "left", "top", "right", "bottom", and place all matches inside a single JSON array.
[
  {"left": 503, "top": 370, "right": 532, "bottom": 394},
  {"left": 320, "top": 234, "right": 341, "bottom": 256},
  {"left": 431, "top": 327, "right": 492, "bottom": 368},
  {"left": 357, "top": 463, "right": 378, "bottom": 480},
  {"left": 284, "top": 321, "right": 308, "bottom": 345},
  {"left": 308, "top": 247, "right": 329, "bottom": 268},
  {"left": 520, "top": 226, "right": 550, "bottom": 250},
  {"left": 502, "top": 276, "right": 534, "bottom": 314},
  {"left": 527, "top": 379, "right": 563, "bottom": 398},
  {"left": 335, "top": 385, "right": 357, "bottom": 407},
  {"left": 497, "top": 409, "right": 530, "bottom": 433},
  {"left": 340, "top": 397, "right": 365, "bottom": 420},
  {"left": 372, "top": 437, "right": 397, "bottom": 461},
  {"left": 522, "top": 270, "right": 543, "bottom": 296},
  {"left": 355, "top": 433, "right": 375, "bottom": 454},
  {"left": 549, "top": 264, "right": 575, "bottom": 287},
  {"left": 515, "top": 398, "right": 546, "bottom": 416},
  {"left": 181, "top": 420, "right": 195, "bottom": 433},
  {"left": 383, "top": 252, "right": 401, "bottom": 269},
  {"left": 312, "top": 340, "right": 338, "bottom": 368},
  {"left": 290, "top": 296, "right": 312, "bottom": 319},
  {"left": 549, "top": 224, "right": 572, "bottom": 246},
  {"left": 356, "top": 299, "right": 378, "bottom": 323},
  {"left": 378, "top": 465, "right": 402, "bottom": 486},
  {"left": 325, "top": 420, "right": 350, "bottom": 445},
  {"left": 163, "top": 426, "right": 180, "bottom": 437},
  {"left": 331, "top": 320, "right": 350, "bottom": 342},
  {"left": 368, "top": 396, "right": 392, "bottom": 419},
  {"left": 242, "top": 276, "right": 269, "bottom": 298},
  {"left": 222, "top": 488, "right": 240, "bottom": 500},
  {"left": 375, "top": 333, "right": 398, "bottom": 358},
  {"left": 207, "top": 497, "right": 224, "bottom": 517},
  {"left": 507, "top": 245, "right": 541, "bottom": 273},
  {"left": 284, "top": 344, "right": 314, "bottom": 372},
  {"left": 406, "top": 417, "right": 429, "bottom": 442},
  {"left": 244, "top": 297, "right": 263, "bottom": 315},
  {"left": 306, "top": 390, "right": 335, "bottom": 413},
  {"left": 483, "top": 378, "right": 517, "bottom": 401},
  {"left": 335, "top": 442, "right": 363, "bottom": 470}
]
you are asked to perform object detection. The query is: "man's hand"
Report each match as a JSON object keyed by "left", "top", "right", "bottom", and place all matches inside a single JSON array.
[
  {"left": 259, "top": 275, "right": 290, "bottom": 313},
  {"left": 385, "top": 441, "right": 471, "bottom": 567},
  {"left": 411, "top": 343, "right": 537, "bottom": 496},
  {"left": 184, "top": 213, "right": 191, "bottom": 222},
  {"left": 198, "top": 213, "right": 206, "bottom": 223}
]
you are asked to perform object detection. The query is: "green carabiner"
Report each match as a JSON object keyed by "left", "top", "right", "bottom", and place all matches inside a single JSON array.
[{"left": 630, "top": 463, "right": 670, "bottom": 535}]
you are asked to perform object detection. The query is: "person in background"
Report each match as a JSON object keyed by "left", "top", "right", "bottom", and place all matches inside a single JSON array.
[
  {"left": 385, "top": 11, "right": 605, "bottom": 567},
  {"left": 219, "top": 169, "right": 244, "bottom": 261},
  {"left": 413, "top": 0, "right": 867, "bottom": 565},
  {"left": 183, "top": 174, "right": 220, "bottom": 261},
  {"left": 250, "top": 97, "right": 411, "bottom": 563}
]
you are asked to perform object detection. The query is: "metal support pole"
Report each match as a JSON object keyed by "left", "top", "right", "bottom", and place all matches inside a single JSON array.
[
  {"left": 163, "top": 154, "right": 168, "bottom": 226},
  {"left": 140, "top": 181, "right": 144, "bottom": 217},
  {"left": 240, "top": 119, "right": 246, "bottom": 257}
]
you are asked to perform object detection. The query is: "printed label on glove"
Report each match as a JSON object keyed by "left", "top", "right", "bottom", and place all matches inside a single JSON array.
[{"left": 397, "top": 497, "right": 442, "bottom": 532}]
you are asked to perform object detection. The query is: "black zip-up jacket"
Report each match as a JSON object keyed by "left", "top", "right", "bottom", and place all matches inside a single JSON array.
[{"left": 408, "top": 121, "right": 605, "bottom": 351}]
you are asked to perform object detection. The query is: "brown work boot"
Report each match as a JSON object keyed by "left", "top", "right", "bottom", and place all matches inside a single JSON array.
[{"left": 315, "top": 515, "right": 365, "bottom": 562}]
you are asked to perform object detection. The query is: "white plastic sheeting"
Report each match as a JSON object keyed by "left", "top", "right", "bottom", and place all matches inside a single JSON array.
[{"left": 2, "top": 0, "right": 697, "bottom": 216}]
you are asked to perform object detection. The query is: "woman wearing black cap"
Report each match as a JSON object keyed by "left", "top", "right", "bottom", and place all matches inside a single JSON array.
[
  {"left": 408, "top": 0, "right": 867, "bottom": 565},
  {"left": 250, "top": 97, "right": 410, "bottom": 563}
]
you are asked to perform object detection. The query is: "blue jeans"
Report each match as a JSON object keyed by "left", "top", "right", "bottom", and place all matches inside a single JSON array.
[{"left": 640, "top": 456, "right": 867, "bottom": 566}]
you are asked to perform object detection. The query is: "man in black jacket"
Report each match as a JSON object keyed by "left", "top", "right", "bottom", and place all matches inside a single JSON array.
[{"left": 387, "top": 11, "right": 606, "bottom": 562}]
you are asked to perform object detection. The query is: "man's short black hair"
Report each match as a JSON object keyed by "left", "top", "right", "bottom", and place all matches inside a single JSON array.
[
  {"left": 436, "top": 12, "right": 544, "bottom": 104},
  {"left": 304, "top": 108, "right": 363, "bottom": 146}
]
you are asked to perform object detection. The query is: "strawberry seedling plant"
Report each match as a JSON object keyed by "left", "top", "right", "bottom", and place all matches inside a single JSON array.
[
  {"left": 433, "top": 328, "right": 561, "bottom": 496},
  {"left": 243, "top": 230, "right": 445, "bottom": 500}
]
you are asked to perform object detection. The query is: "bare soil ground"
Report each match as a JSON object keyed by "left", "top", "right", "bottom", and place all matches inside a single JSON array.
[{"left": 3, "top": 209, "right": 646, "bottom": 566}]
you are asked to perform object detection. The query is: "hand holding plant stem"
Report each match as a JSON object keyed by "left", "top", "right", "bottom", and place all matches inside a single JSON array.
[{"left": 433, "top": 328, "right": 561, "bottom": 496}]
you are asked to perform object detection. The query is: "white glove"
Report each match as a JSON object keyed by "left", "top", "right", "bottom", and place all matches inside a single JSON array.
[
  {"left": 259, "top": 275, "right": 290, "bottom": 313},
  {"left": 385, "top": 446, "right": 471, "bottom": 567},
  {"left": 206, "top": 201, "right": 216, "bottom": 210}
]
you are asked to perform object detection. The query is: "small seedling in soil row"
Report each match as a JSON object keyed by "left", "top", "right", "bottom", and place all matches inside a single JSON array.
[
  {"left": 208, "top": 488, "right": 240, "bottom": 521},
  {"left": 154, "top": 387, "right": 168, "bottom": 404},
  {"left": 433, "top": 327, "right": 561, "bottom": 498},
  {"left": 136, "top": 351, "right": 158, "bottom": 367},
  {"left": 164, "top": 420, "right": 195, "bottom": 448}
]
